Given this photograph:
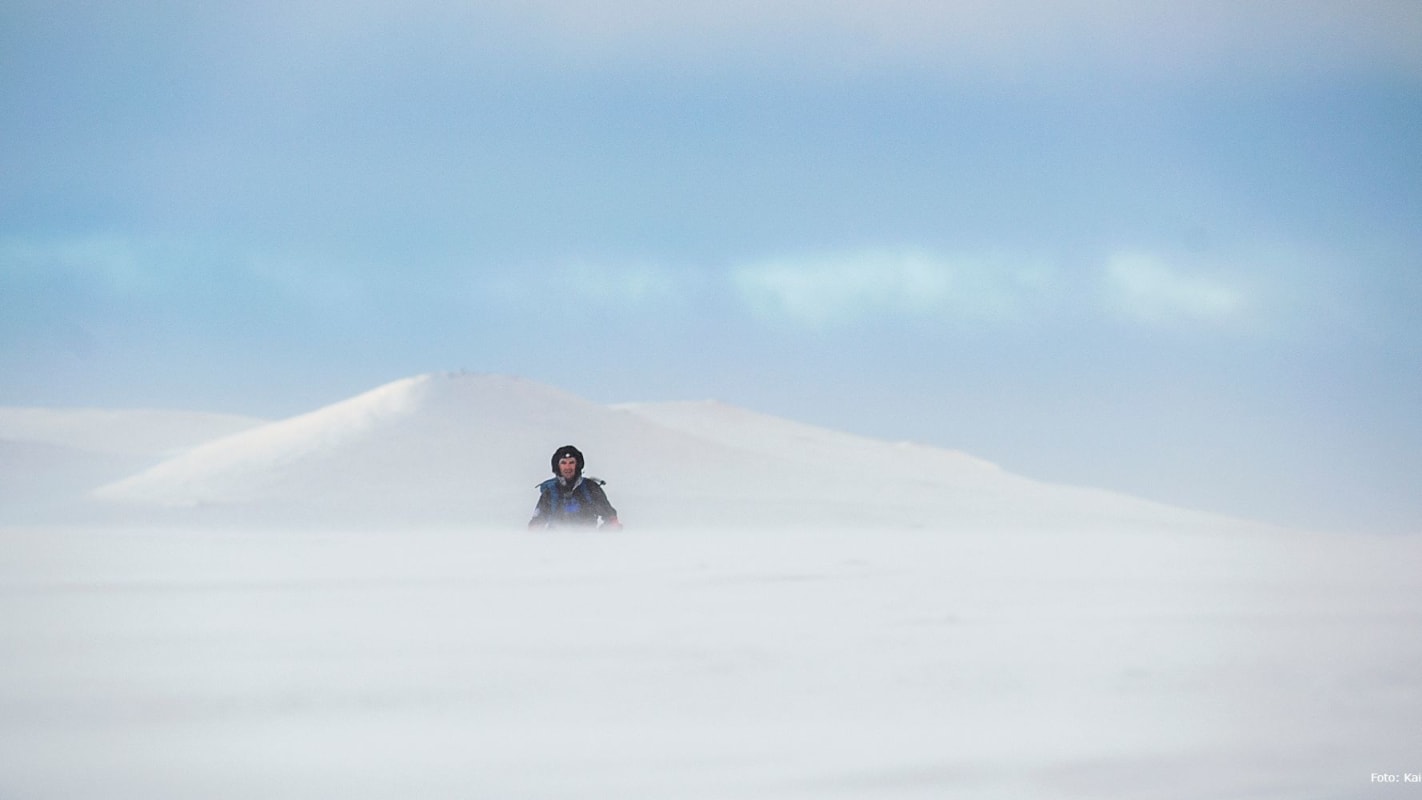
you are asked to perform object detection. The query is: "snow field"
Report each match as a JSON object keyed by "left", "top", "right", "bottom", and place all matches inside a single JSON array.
[{"left": 1, "top": 524, "right": 1418, "bottom": 799}]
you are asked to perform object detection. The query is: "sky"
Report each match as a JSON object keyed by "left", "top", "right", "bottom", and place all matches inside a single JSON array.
[{"left": 3, "top": 1, "right": 1421, "bottom": 534}]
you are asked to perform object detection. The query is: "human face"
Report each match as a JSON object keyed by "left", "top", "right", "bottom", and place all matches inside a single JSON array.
[{"left": 558, "top": 456, "right": 579, "bottom": 480}]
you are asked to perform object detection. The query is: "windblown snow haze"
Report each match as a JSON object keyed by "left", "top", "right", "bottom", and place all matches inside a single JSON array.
[{"left": 2, "top": 373, "right": 1419, "bottom": 798}]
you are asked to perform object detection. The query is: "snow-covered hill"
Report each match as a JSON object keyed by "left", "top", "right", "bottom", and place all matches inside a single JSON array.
[
  {"left": 0, "top": 407, "right": 264, "bottom": 524},
  {"left": 87, "top": 372, "right": 1241, "bottom": 531},
  {"left": 5, "top": 377, "right": 1404, "bottom": 800}
]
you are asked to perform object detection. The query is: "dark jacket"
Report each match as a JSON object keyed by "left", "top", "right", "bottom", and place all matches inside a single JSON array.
[{"left": 529, "top": 476, "right": 619, "bottom": 528}]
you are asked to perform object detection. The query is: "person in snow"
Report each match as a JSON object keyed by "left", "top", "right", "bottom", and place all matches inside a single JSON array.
[{"left": 528, "top": 445, "right": 622, "bottom": 530}]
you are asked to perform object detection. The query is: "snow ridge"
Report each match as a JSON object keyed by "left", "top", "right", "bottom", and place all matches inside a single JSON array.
[{"left": 54, "top": 372, "right": 1244, "bottom": 530}]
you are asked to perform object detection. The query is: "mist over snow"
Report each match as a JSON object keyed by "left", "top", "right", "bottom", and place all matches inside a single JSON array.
[
  {"left": 66, "top": 371, "right": 1244, "bottom": 533},
  {"left": 3, "top": 373, "right": 1421, "bottom": 798},
  {"left": 0, "top": 407, "right": 263, "bottom": 525}
]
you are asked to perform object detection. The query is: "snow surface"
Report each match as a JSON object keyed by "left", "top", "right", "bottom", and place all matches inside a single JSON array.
[
  {"left": 1, "top": 372, "right": 1418, "bottom": 798},
  {"left": 86, "top": 372, "right": 1243, "bottom": 532},
  {"left": 0, "top": 407, "right": 265, "bottom": 526},
  {"left": 2, "top": 525, "right": 1418, "bottom": 799}
]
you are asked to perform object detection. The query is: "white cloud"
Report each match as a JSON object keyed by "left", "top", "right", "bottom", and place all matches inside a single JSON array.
[
  {"left": 1104, "top": 252, "right": 1247, "bottom": 326},
  {"left": 732, "top": 249, "right": 1052, "bottom": 326},
  {"left": 481, "top": 260, "right": 686, "bottom": 310},
  {"left": 552, "top": 261, "right": 684, "bottom": 305},
  {"left": 243, "top": 254, "right": 380, "bottom": 312},
  {"left": 730, "top": 247, "right": 1275, "bottom": 333}
]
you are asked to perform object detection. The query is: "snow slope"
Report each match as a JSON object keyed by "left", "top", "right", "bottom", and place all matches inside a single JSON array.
[
  {"left": 0, "top": 407, "right": 264, "bottom": 524},
  {"left": 92, "top": 372, "right": 1239, "bottom": 531}
]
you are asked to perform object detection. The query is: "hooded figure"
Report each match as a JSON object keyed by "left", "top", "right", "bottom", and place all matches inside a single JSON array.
[
  {"left": 528, "top": 445, "right": 621, "bottom": 530},
  {"left": 550, "top": 444, "right": 584, "bottom": 477}
]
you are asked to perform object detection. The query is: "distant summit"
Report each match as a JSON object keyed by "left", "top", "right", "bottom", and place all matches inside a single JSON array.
[
  {"left": 84, "top": 372, "right": 1242, "bottom": 531},
  {"left": 93, "top": 372, "right": 651, "bottom": 522}
]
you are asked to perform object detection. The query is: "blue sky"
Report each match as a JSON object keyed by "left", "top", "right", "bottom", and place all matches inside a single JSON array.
[{"left": 4, "top": 1, "right": 1421, "bottom": 533}]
